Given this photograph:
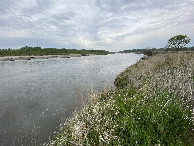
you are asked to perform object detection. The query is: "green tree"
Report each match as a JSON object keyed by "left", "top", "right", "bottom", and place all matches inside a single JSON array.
[{"left": 166, "top": 35, "right": 190, "bottom": 51}]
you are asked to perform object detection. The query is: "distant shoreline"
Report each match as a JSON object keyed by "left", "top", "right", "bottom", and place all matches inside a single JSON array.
[{"left": 0, "top": 54, "right": 97, "bottom": 61}]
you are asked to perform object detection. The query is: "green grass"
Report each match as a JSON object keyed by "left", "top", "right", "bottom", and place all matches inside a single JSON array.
[{"left": 48, "top": 52, "right": 193, "bottom": 146}]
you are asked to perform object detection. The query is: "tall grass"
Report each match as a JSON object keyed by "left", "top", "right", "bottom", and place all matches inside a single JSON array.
[
  {"left": 48, "top": 52, "right": 193, "bottom": 145},
  {"left": 115, "top": 52, "right": 193, "bottom": 108}
]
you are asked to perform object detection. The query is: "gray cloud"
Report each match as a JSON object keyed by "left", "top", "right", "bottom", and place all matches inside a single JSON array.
[{"left": 0, "top": 0, "right": 194, "bottom": 51}]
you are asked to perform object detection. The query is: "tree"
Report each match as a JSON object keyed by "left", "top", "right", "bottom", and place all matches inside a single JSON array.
[{"left": 166, "top": 35, "right": 190, "bottom": 51}]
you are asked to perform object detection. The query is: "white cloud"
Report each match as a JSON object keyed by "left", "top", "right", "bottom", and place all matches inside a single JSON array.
[
  {"left": 14, "top": 0, "right": 38, "bottom": 10},
  {"left": 0, "top": 0, "right": 194, "bottom": 51}
]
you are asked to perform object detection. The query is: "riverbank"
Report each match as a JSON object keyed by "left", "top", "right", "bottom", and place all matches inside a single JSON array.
[
  {"left": 0, "top": 54, "right": 96, "bottom": 61},
  {"left": 0, "top": 47, "right": 111, "bottom": 57},
  {"left": 48, "top": 52, "right": 193, "bottom": 145}
]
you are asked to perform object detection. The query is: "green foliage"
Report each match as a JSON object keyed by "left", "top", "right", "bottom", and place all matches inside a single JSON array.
[
  {"left": 111, "top": 89, "right": 192, "bottom": 145},
  {"left": 143, "top": 49, "right": 155, "bottom": 56},
  {"left": 119, "top": 48, "right": 157, "bottom": 53},
  {"left": 50, "top": 88, "right": 193, "bottom": 145},
  {"left": 166, "top": 35, "right": 190, "bottom": 51},
  {"left": 0, "top": 46, "right": 110, "bottom": 56},
  {"left": 120, "top": 45, "right": 194, "bottom": 54}
]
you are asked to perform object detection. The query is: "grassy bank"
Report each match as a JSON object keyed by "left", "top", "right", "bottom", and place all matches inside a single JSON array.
[{"left": 48, "top": 52, "right": 193, "bottom": 145}]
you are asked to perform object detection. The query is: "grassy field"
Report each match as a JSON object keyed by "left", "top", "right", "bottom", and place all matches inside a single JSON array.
[{"left": 48, "top": 52, "right": 193, "bottom": 146}]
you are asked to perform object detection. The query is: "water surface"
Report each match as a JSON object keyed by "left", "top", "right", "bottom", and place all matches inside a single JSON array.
[{"left": 0, "top": 53, "right": 143, "bottom": 145}]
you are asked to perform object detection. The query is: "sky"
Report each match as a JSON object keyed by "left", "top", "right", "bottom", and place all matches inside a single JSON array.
[{"left": 0, "top": 0, "right": 194, "bottom": 51}]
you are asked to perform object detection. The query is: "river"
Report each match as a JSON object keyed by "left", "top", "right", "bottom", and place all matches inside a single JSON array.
[{"left": 0, "top": 53, "right": 143, "bottom": 145}]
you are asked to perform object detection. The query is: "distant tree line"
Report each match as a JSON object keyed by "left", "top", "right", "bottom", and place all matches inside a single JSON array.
[
  {"left": 119, "top": 46, "right": 194, "bottom": 54},
  {"left": 119, "top": 48, "right": 164, "bottom": 53},
  {"left": 0, "top": 46, "right": 110, "bottom": 56},
  {"left": 165, "top": 46, "right": 194, "bottom": 51}
]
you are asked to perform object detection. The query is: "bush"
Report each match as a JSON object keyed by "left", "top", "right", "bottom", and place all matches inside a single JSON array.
[{"left": 143, "top": 49, "right": 154, "bottom": 56}]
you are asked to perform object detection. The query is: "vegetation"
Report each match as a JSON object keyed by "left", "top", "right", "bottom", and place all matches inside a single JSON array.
[
  {"left": 119, "top": 34, "right": 192, "bottom": 53},
  {"left": 119, "top": 48, "right": 151, "bottom": 53},
  {"left": 48, "top": 52, "right": 193, "bottom": 146},
  {"left": 166, "top": 35, "right": 191, "bottom": 51},
  {"left": 0, "top": 46, "right": 110, "bottom": 56},
  {"left": 119, "top": 46, "right": 194, "bottom": 54},
  {"left": 142, "top": 49, "right": 156, "bottom": 56}
]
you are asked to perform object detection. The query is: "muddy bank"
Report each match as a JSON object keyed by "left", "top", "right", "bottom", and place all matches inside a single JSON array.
[{"left": 0, "top": 54, "right": 89, "bottom": 61}]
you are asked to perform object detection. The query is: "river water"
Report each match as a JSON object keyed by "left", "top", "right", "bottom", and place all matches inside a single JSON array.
[{"left": 0, "top": 53, "right": 143, "bottom": 145}]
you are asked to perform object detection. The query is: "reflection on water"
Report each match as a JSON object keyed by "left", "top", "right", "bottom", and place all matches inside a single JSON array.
[{"left": 0, "top": 53, "right": 143, "bottom": 145}]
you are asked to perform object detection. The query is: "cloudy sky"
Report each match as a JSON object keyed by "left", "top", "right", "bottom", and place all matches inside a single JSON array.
[{"left": 0, "top": 0, "right": 194, "bottom": 51}]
